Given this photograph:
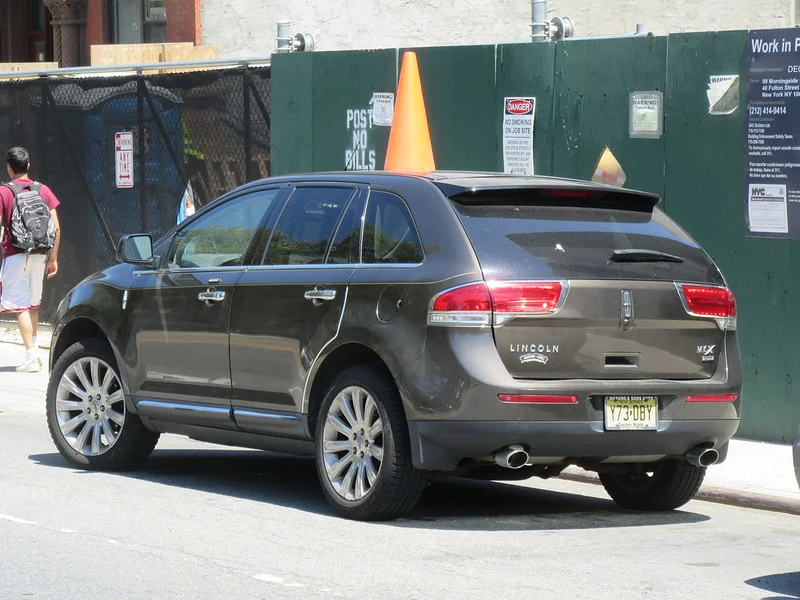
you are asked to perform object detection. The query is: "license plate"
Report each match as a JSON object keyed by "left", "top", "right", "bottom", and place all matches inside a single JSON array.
[{"left": 604, "top": 396, "right": 658, "bottom": 431}]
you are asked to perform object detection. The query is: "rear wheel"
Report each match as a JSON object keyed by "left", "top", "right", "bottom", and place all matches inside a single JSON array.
[
  {"left": 314, "top": 365, "right": 429, "bottom": 520},
  {"left": 46, "top": 338, "right": 159, "bottom": 471},
  {"left": 599, "top": 459, "right": 705, "bottom": 511}
]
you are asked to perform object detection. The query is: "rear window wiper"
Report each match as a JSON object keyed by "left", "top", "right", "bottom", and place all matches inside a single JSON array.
[{"left": 609, "top": 249, "right": 684, "bottom": 263}]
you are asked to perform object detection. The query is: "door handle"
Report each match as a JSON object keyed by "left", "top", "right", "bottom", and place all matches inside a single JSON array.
[
  {"left": 198, "top": 290, "right": 226, "bottom": 304},
  {"left": 304, "top": 289, "right": 336, "bottom": 302}
]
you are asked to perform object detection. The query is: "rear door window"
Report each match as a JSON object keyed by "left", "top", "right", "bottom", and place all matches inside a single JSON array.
[
  {"left": 452, "top": 200, "right": 721, "bottom": 283},
  {"left": 362, "top": 191, "right": 423, "bottom": 265},
  {"left": 264, "top": 187, "right": 355, "bottom": 266}
]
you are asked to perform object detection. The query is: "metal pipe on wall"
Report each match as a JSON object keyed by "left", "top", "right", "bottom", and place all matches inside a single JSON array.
[{"left": 531, "top": 0, "right": 547, "bottom": 41}]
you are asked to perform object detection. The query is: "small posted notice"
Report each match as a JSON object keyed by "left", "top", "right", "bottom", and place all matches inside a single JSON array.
[
  {"left": 115, "top": 132, "right": 134, "bottom": 189},
  {"left": 502, "top": 97, "right": 536, "bottom": 175},
  {"left": 370, "top": 92, "right": 394, "bottom": 127},
  {"left": 748, "top": 184, "right": 789, "bottom": 234}
]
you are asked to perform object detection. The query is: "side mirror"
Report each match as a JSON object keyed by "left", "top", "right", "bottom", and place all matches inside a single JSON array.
[{"left": 117, "top": 234, "right": 154, "bottom": 264}]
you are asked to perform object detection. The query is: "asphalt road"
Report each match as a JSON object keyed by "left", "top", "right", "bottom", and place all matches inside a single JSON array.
[{"left": 1, "top": 361, "right": 799, "bottom": 600}]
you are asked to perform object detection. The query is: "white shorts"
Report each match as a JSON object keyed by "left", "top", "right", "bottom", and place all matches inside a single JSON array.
[{"left": 0, "top": 253, "right": 47, "bottom": 313}]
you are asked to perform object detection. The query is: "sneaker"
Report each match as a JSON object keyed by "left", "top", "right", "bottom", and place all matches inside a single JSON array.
[{"left": 15, "top": 356, "right": 42, "bottom": 373}]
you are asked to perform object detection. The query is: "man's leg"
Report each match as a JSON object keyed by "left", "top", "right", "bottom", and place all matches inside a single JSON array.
[{"left": 17, "top": 309, "right": 33, "bottom": 350}]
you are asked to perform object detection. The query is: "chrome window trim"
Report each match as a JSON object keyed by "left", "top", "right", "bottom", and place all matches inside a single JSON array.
[{"left": 134, "top": 265, "right": 249, "bottom": 276}]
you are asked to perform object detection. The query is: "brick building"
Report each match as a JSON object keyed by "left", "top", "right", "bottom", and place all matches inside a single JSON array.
[{"left": 2, "top": 0, "right": 799, "bottom": 68}]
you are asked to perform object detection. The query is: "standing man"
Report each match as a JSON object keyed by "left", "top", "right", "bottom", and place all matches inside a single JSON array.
[{"left": 0, "top": 147, "right": 60, "bottom": 372}]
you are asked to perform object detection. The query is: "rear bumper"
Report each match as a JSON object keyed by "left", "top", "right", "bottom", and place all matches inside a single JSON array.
[{"left": 408, "top": 418, "right": 739, "bottom": 471}]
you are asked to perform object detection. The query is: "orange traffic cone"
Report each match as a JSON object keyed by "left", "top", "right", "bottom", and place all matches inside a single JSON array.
[{"left": 384, "top": 51, "right": 436, "bottom": 173}]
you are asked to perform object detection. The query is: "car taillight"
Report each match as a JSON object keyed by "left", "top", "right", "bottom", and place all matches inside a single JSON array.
[
  {"left": 431, "top": 283, "right": 491, "bottom": 312},
  {"left": 686, "top": 394, "right": 738, "bottom": 403},
  {"left": 428, "top": 281, "right": 566, "bottom": 327},
  {"left": 498, "top": 394, "right": 578, "bottom": 404},
  {"left": 680, "top": 285, "right": 736, "bottom": 317},
  {"left": 677, "top": 283, "right": 737, "bottom": 330},
  {"left": 488, "top": 281, "right": 564, "bottom": 313},
  {"left": 428, "top": 283, "right": 492, "bottom": 326}
]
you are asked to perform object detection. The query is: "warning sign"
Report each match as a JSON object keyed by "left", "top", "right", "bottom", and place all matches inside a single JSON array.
[
  {"left": 502, "top": 97, "right": 536, "bottom": 175},
  {"left": 115, "top": 132, "right": 134, "bottom": 189}
]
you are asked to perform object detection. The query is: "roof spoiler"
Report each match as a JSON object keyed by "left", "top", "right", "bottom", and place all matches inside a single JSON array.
[{"left": 437, "top": 184, "right": 660, "bottom": 211}]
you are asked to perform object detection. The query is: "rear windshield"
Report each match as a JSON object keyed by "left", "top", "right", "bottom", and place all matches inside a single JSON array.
[{"left": 451, "top": 201, "right": 722, "bottom": 283}]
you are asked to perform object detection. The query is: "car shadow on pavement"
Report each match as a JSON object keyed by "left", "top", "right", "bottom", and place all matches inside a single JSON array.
[
  {"left": 746, "top": 572, "right": 800, "bottom": 599},
  {"left": 30, "top": 449, "right": 710, "bottom": 531}
]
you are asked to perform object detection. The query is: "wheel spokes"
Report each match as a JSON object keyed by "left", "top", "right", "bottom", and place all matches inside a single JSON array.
[
  {"left": 327, "top": 451, "right": 355, "bottom": 481},
  {"left": 338, "top": 392, "right": 358, "bottom": 429},
  {"left": 59, "top": 375, "right": 86, "bottom": 400},
  {"left": 71, "top": 362, "right": 93, "bottom": 395},
  {"left": 326, "top": 412, "right": 352, "bottom": 438},
  {"left": 55, "top": 357, "right": 125, "bottom": 457},
  {"left": 340, "top": 461, "right": 358, "bottom": 499},
  {"left": 60, "top": 413, "right": 87, "bottom": 436}
]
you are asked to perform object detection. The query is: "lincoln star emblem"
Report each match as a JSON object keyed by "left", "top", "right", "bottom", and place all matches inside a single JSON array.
[{"left": 620, "top": 290, "right": 634, "bottom": 330}]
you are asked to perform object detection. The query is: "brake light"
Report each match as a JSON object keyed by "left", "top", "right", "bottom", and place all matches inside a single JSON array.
[
  {"left": 679, "top": 285, "right": 736, "bottom": 317},
  {"left": 498, "top": 394, "right": 578, "bottom": 404},
  {"left": 428, "top": 281, "right": 566, "bottom": 327},
  {"left": 686, "top": 394, "right": 738, "bottom": 403},
  {"left": 431, "top": 283, "right": 491, "bottom": 312},
  {"left": 488, "top": 281, "right": 564, "bottom": 313},
  {"left": 428, "top": 283, "right": 492, "bottom": 326}
]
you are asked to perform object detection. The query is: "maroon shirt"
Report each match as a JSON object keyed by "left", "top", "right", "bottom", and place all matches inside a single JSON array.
[{"left": 0, "top": 178, "right": 60, "bottom": 258}]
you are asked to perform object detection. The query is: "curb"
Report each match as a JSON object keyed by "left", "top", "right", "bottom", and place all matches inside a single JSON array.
[{"left": 559, "top": 469, "right": 800, "bottom": 517}]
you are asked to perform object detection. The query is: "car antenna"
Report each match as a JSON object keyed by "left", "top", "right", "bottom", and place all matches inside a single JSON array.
[{"left": 344, "top": 135, "right": 362, "bottom": 171}]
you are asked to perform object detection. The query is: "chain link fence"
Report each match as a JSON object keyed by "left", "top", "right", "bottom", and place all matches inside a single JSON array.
[{"left": 0, "top": 65, "right": 271, "bottom": 322}]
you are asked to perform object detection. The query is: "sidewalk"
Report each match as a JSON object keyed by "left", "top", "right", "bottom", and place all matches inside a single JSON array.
[{"left": 1, "top": 328, "right": 798, "bottom": 515}]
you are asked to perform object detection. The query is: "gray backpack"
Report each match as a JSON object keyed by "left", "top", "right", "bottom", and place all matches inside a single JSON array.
[{"left": 5, "top": 182, "right": 55, "bottom": 253}]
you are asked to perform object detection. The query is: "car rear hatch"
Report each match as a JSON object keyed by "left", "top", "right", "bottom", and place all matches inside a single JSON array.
[{"left": 433, "top": 183, "right": 735, "bottom": 381}]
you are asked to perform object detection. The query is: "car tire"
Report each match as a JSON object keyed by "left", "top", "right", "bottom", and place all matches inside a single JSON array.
[
  {"left": 314, "top": 365, "right": 430, "bottom": 521},
  {"left": 46, "top": 338, "right": 159, "bottom": 471},
  {"left": 599, "top": 459, "right": 706, "bottom": 511}
]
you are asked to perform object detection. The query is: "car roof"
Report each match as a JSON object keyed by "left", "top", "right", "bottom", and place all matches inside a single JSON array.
[{"left": 235, "top": 170, "right": 659, "bottom": 201}]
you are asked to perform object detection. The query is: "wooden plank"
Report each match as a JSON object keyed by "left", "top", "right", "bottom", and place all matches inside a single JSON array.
[
  {"left": 1, "top": 62, "right": 59, "bottom": 72},
  {"left": 161, "top": 44, "right": 218, "bottom": 63},
  {"left": 90, "top": 43, "right": 193, "bottom": 66}
]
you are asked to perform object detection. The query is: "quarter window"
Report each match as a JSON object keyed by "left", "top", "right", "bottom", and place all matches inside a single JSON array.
[
  {"left": 166, "top": 189, "right": 279, "bottom": 269},
  {"left": 362, "top": 191, "right": 423, "bottom": 264},
  {"left": 264, "top": 187, "right": 355, "bottom": 266}
]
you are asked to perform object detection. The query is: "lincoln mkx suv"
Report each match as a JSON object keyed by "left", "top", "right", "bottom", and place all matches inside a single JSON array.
[{"left": 47, "top": 172, "right": 742, "bottom": 520}]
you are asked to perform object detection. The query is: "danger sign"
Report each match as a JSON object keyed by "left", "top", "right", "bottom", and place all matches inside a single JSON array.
[{"left": 115, "top": 132, "right": 134, "bottom": 189}]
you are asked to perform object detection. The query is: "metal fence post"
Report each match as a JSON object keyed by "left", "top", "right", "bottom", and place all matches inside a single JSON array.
[
  {"left": 244, "top": 69, "right": 253, "bottom": 182},
  {"left": 137, "top": 73, "right": 148, "bottom": 233}
]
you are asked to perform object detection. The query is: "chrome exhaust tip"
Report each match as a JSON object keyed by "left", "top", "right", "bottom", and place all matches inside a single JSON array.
[
  {"left": 685, "top": 446, "right": 719, "bottom": 468},
  {"left": 495, "top": 445, "right": 530, "bottom": 469}
]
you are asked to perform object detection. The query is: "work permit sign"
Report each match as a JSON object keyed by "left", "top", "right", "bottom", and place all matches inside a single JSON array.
[
  {"left": 745, "top": 28, "right": 800, "bottom": 238},
  {"left": 502, "top": 97, "right": 536, "bottom": 175},
  {"left": 115, "top": 132, "right": 134, "bottom": 189}
]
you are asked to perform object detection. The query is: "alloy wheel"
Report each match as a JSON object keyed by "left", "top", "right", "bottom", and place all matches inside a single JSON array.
[
  {"left": 55, "top": 357, "right": 125, "bottom": 456},
  {"left": 322, "top": 386, "right": 384, "bottom": 501}
]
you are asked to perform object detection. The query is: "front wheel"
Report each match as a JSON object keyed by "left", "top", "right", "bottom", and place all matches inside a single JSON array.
[
  {"left": 314, "top": 365, "right": 429, "bottom": 520},
  {"left": 599, "top": 459, "right": 706, "bottom": 511},
  {"left": 46, "top": 338, "right": 159, "bottom": 471}
]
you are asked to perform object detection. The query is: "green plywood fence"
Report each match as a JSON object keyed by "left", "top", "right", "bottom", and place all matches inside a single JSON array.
[{"left": 271, "top": 32, "right": 800, "bottom": 443}]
